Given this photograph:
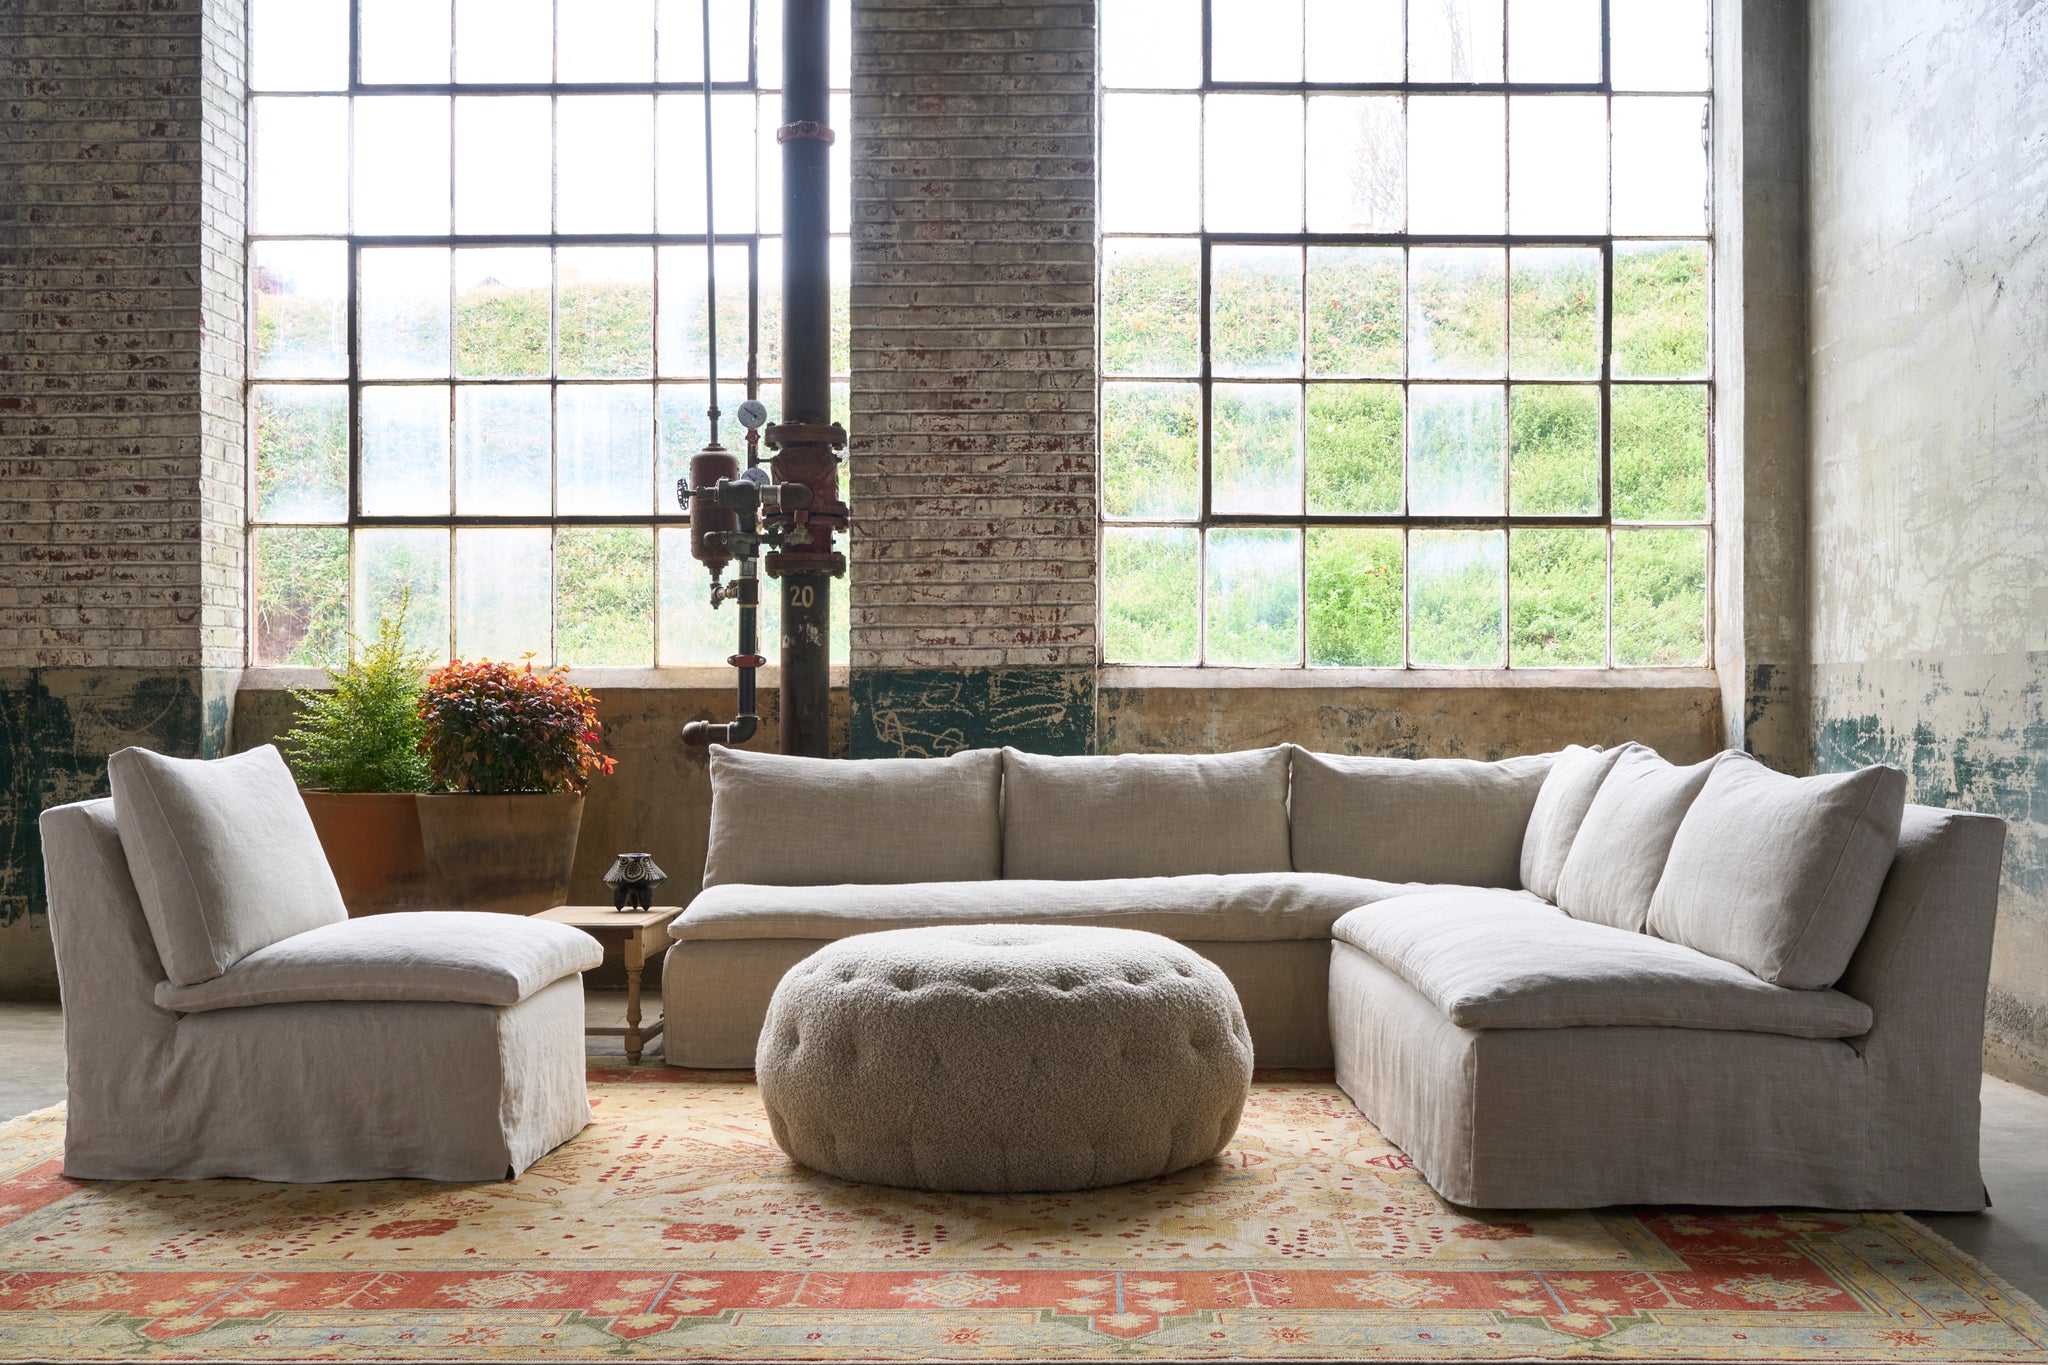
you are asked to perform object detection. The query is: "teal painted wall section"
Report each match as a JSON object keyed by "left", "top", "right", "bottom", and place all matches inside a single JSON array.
[
  {"left": 851, "top": 668, "right": 1096, "bottom": 757},
  {"left": 0, "top": 669, "right": 214, "bottom": 997}
]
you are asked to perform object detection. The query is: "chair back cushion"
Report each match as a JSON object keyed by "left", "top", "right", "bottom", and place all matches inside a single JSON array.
[
  {"left": 1518, "top": 744, "right": 1626, "bottom": 900},
  {"left": 107, "top": 745, "right": 347, "bottom": 986},
  {"left": 1556, "top": 744, "right": 1722, "bottom": 931},
  {"left": 1646, "top": 754, "right": 1909, "bottom": 988},
  {"left": 702, "top": 746, "right": 1004, "bottom": 887},
  {"left": 1002, "top": 746, "right": 1291, "bottom": 880},
  {"left": 1290, "top": 748, "right": 1553, "bottom": 887}
]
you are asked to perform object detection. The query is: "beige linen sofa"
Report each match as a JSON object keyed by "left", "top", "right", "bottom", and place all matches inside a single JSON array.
[
  {"left": 664, "top": 741, "right": 2006, "bottom": 1211},
  {"left": 40, "top": 745, "right": 602, "bottom": 1181}
]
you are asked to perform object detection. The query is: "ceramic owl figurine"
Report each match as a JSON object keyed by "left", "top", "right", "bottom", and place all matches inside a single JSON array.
[{"left": 604, "top": 853, "right": 669, "bottom": 912}]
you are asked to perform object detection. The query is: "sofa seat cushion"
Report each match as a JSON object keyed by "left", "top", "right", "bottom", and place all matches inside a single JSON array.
[
  {"left": 669, "top": 873, "right": 1504, "bottom": 944},
  {"left": 155, "top": 912, "right": 604, "bottom": 1014},
  {"left": 1332, "top": 892, "right": 1874, "bottom": 1038}
]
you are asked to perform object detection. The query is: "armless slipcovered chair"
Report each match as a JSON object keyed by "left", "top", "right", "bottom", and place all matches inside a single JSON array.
[{"left": 39, "top": 745, "right": 603, "bottom": 1182}]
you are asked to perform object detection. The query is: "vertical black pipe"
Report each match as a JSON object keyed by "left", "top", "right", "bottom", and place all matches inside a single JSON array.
[{"left": 778, "top": 0, "right": 833, "bottom": 756}]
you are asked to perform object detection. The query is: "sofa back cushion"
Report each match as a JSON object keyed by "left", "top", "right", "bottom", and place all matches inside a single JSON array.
[
  {"left": 1646, "top": 754, "right": 1909, "bottom": 989},
  {"left": 1289, "top": 748, "right": 1554, "bottom": 887},
  {"left": 1519, "top": 744, "right": 1626, "bottom": 900},
  {"left": 703, "top": 746, "right": 1003, "bottom": 887},
  {"left": 107, "top": 744, "right": 348, "bottom": 987},
  {"left": 1555, "top": 745, "right": 1720, "bottom": 932},
  {"left": 1002, "top": 746, "right": 1291, "bottom": 880}
]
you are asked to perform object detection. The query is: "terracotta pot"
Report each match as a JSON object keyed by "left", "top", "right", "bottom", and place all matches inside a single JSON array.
[
  {"left": 300, "top": 791, "right": 431, "bottom": 917},
  {"left": 415, "top": 793, "right": 585, "bottom": 914}
]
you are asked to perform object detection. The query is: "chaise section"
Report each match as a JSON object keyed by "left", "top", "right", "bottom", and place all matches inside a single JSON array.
[{"left": 1334, "top": 892, "right": 1873, "bottom": 1038}]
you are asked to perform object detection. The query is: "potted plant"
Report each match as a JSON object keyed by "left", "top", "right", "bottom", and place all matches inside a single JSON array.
[
  {"left": 280, "top": 603, "right": 434, "bottom": 916},
  {"left": 414, "top": 658, "right": 617, "bottom": 913}
]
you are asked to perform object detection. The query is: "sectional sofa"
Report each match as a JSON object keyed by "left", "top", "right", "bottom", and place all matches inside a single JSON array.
[{"left": 663, "top": 742, "right": 2006, "bottom": 1210}]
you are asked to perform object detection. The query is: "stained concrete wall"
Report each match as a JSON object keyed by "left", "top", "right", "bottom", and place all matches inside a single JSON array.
[{"left": 1807, "top": 0, "right": 2048, "bottom": 1088}]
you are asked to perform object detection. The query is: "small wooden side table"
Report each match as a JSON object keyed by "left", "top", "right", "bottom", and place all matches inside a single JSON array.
[{"left": 534, "top": 905, "right": 682, "bottom": 1064}]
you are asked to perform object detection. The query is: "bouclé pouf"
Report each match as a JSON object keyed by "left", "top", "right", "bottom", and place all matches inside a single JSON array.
[{"left": 756, "top": 924, "right": 1254, "bottom": 1192}]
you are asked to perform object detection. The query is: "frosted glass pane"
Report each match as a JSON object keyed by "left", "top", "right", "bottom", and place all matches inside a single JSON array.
[
  {"left": 1307, "top": 247, "right": 1403, "bottom": 378},
  {"left": 354, "top": 97, "right": 451, "bottom": 236},
  {"left": 359, "top": 385, "right": 451, "bottom": 516},
  {"left": 253, "top": 241, "right": 347, "bottom": 379},
  {"left": 1613, "top": 528, "right": 1707, "bottom": 665},
  {"left": 1509, "top": 96, "right": 1605, "bottom": 235},
  {"left": 1613, "top": 0, "right": 1711, "bottom": 91},
  {"left": 557, "top": 384, "right": 655, "bottom": 514},
  {"left": 253, "top": 385, "right": 348, "bottom": 523},
  {"left": 360, "top": 0, "right": 450, "bottom": 83},
  {"left": 1212, "top": 384, "right": 1303, "bottom": 515},
  {"left": 558, "top": 247, "right": 654, "bottom": 379},
  {"left": 1306, "top": 383, "right": 1403, "bottom": 515},
  {"left": 251, "top": 0, "right": 347, "bottom": 90},
  {"left": 559, "top": 97, "right": 654, "bottom": 235},
  {"left": 254, "top": 527, "right": 349, "bottom": 666},
  {"left": 456, "top": 528, "right": 552, "bottom": 663},
  {"left": 1613, "top": 242, "right": 1709, "bottom": 378},
  {"left": 1102, "top": 382, "right": 1200, "bottom": 519},
  {"left": 658, "top": 243, "right": 750, "bottom": 379},
  {"left": 657, "top": 0, "right": 753, "bottom": 83},
  {"left": 1509, "top": 246, "right": 1601, "bottom": 378},
  {"left": 659, "top": 528, "right": 782, "bottom": 665},
  {"left": 455, "top": 0, "right": 551, "bottom": 82},
  {"left": 657, "top": 93, "right": 758, "bottom": 234},
  {"left": 1408, "top": 96, "right": 1504, "bottom": 234},
  {"left": 1206, "top": 529, "right": 1301, "bottom": 666},
  {"left": 1509, "top": 384, "right": 1600, "bottom": 515},
  {"left": 1408, "top": 385, "right": 1505, "bottom": 515},
  {"left": 455, "top": 385, "right": 551, "bottom": 515},
  {"left": 1103, "top": 528, "right": 1198, "bottom": 665},
  {"left": 657, "top": 383, "right": 713, "bottom": 518},
  {"left": 355, "top": 528, "right": 450, "bottom": 662},
  {"left": 359, "top": 248, "right": 451, "bottom": 379},
  {"left": 1103, "top": 239, "right": 1200, "bottom": 377},
  {"left": 1102, "top": 95, "right": 1200, "bottom": 232},
  {"left": 455, "top": 97, "right": 551, "bottom": 235},
  {"left": 1306, "top": 0, "right": 1403, "bottom": 82},
  {"left": 252, "top": 98, "right": 347, "bottom": 234},
  {"left": 1507, "top": 0, "right": 1601, "bottom": 82},
  {"left": 1214, "top": 0, "right": 1302, "bottom": 82},
  {"left": 1409, "top": 529, "right": 1504, "bottom": 666},
  {"left": 1101, "top": 0, "right": 1201, "bottom": 88},
  {"left": 755, "top": 236, "right": 782, "bottom": 377},
  {"left": 1410, "top": 0, "right": 1504, "bottom": 82},
  {"left": 1206, "top": 96, "right": 1303, "bottom": 233},
  {"left": 1612, "top": 383, "right": 1708, "bottom": 521},
  {"left": 559, "top": 0, "right": 655, "bottom": 82},
  {"left": 1409, "top": 246, "right": 1506, "bottom": 379},
  {"left": 1612, "top": 97, "right": 1709, "bottom": 235},
  {"left": 455, "top": 247, "right": 550, "bottom": 378},
  {"left": 557, "top": 527, "right": 654, "bottom": 666},
  {"left": 1306, "top": 97, "right": 1404, "bottom": 234}
]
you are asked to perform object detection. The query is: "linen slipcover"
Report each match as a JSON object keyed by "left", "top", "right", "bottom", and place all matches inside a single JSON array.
[
  {"left": 1648, "top": 754, "right": 1908, "bottom": 988},
  {"left": 702, "top": 745, "right": 1003, "bottom": 887},
  {"left": 1288, "top": 748, "right": 1554, "bottom": 887},
  {"left": 1554, "top": 744, "right": 1722, "bottom": 931},
  {"left": 156, "top": 911, "right": 603, "bottom": 1014},
  {"left": 1000, "top": 746, "right": 1291, "bottom": 880},
  {"left": 1517, "top": 743, "right": 1625, "bottom": 901},
  {"left": 41, "top": 797, "right": 593, "bottom": 1182},
  {"left": 1333, "top": 891, "right": 1872, "bottom": 1038},
  {"left": 106, "top": 744, "right": 346, "bottom": 986}
]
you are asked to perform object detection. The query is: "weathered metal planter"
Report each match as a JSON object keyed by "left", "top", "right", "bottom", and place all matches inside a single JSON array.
[
  {"left": 415, "top": 793, "right": 585, "bottom": 914},
  {"left": 300, "top": 791, "right": 432, "bottom": 917}
]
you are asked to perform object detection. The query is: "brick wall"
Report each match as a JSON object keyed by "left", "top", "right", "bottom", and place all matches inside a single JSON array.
[
  {"left": 0, "top": 0, "right": 245, "bottom": 994},
  {"left": 847, "top": 0, "right": 1099, "bottom": 755}
]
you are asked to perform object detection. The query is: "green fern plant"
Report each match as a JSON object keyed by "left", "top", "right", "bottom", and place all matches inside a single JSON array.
[{"left": 280, "top": 597, "right": 433, "bottom": 794}]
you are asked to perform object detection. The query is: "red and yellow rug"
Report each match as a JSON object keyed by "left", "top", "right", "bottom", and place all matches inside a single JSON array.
[{"left": 0, "top": 1069, "right": 2042, "bottom": 1362}]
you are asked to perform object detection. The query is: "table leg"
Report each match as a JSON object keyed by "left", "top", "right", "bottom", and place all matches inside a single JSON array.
[{"left": 624, "top": 937, "right": 645, "bottom": 1064}]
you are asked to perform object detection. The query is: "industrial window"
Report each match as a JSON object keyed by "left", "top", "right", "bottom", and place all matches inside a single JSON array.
[
  {"left": 1097, "top": 0, "right": 1714, "bottom": 669},
  {"left": 244, "top": 0, "right": 851, "bottom": 668}
]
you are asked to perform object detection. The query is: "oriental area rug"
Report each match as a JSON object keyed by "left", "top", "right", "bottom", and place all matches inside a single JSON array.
[{"left": 0, "top": 1070, "right": 2043, "bottom": 1363}]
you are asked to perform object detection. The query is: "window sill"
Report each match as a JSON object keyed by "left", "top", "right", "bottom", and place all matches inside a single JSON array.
[
  {"left": 1098, "top": 666, "right": 1721, "bottom": 691},
  {"left": 237, "top": 666, "right": 851, "bottom": 691}
]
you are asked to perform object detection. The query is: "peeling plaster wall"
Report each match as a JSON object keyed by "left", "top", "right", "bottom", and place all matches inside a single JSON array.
[{"left": 1807, "top": 0, "right": 2048, "bottom": 1087}]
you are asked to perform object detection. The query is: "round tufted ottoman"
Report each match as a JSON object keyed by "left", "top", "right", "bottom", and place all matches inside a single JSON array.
[{"left": 756, "top": 924, "right": 1253, "bottom": 1192}]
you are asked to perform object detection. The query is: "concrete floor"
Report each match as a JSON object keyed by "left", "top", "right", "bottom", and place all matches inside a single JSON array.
[{"left": 2, "top": 999, "right": 2043, "bottom": 1308}]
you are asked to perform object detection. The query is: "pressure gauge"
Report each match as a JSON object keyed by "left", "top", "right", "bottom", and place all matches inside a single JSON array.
[{"left": 736, "top": 398, "right": 769, "bottom": 430}]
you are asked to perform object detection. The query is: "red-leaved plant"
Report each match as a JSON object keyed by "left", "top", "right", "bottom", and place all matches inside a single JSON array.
[{"left": 417, "top": 659, "right": 617, "bottom": 795}]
